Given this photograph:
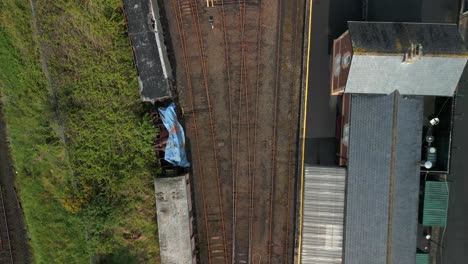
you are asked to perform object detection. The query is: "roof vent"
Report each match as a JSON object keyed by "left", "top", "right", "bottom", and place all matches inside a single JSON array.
[{"left": 403, "top": 43, "right": 423, "bottom": 64}]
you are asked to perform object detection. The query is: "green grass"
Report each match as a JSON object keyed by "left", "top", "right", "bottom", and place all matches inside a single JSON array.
[
  {"left": 0, "top": 0, "right": 159, "bottom": 262},
  {"left": 0, "top": 24, "right": 89, "bottom": 263}
]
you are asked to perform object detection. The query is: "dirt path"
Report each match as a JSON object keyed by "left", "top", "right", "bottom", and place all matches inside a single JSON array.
[
  {"left": 28, "top": 0, "right": 66, "bottom": 144},
  {"left": 28, "top": 0, "right": 76, "bottom": 188}
]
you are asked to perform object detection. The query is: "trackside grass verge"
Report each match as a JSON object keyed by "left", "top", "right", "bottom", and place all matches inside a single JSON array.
[{"left": 0, "top": 0, "right": 160, "bottom": 262}]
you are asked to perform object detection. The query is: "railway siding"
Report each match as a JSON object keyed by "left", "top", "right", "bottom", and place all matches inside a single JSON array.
[
  {"left": 162, "top": 0, "right": 304, "bottom": 263},
  {"left": 0, "top": 186, "right": 13, "bottom": 264}
]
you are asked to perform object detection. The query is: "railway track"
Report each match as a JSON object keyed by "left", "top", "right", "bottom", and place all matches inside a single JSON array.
[
  {"left": 165, "top": 0, "right": 303, "bottom": 262},
  {"left": 0, "top": 109, "right": 31, "bottom": 264},
  {"left": 214, "top": 0, "right": 266, "bottom": 263},
  {"left": 267, "top": 0, "right": 282, "bottom": 261},
  {"left": 283, "top": 0, "right": 302, "bottom": 261},
  {"left": 0, "top": 186, "right": 13, "bottom": 264},
  {"left": 172, "top": 0, "right": 229, "bottom": 263},
  {"left": 218, "top": 2, "right": 237, "bottom": 261},
  {"left": 268, "top": 0, "right": 303, "bottom": 262}
]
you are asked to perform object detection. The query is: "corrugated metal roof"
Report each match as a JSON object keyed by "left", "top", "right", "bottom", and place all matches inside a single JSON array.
[
  {"left": 345, "top": 94, "right": 394, "bottom": 264},
  {"left": 301, "top": 166, "right": 345, "bottom": 264},
  {"left": 423, "top": 181, "right": 449, "bottom": 227},
  {"left": 390, "top": 94, "right": 423, "bottom": 264},
  {"left": 416, "top": 253, "right": 429, "bottom": 264},
  {"left": 344, "top": 22, "right": 468, "bottom": 96},
  {"left": 124, "top": 0, "right": 171, "bottom": 102},
  {"left": 345, "top": 55, "right": 466, "bottom": 96},
  {"left": 154, "top": 176, "right": 193, "bottom": 264},
  {"left": 348, "top": 22, "right": 467, "bottom": 55},
  {"left": 345, "top": 93, "right": 423, "bottom": 264}
]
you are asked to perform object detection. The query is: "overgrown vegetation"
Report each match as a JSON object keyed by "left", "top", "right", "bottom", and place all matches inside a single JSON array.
[{"left": 0, "top": 0, "right": 159, "bottom": 262}]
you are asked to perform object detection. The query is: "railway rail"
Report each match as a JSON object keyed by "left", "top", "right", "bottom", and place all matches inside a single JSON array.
[
  {"left": 268, "top": 0, "right": 303, "bottom": 261},
  {"left": 283, "top": 0, "right": 302, "bottom": 261},
  {"left": 164, "top": 0, "right": 303, "bottom": 262},
  {"left": 225, "top": 0, "right": 280, "bottom": 262},
  {"left": 0, "top": 186, "right": 14, "bottom": 264},
  {"left": 172, "top": 0, "right": 229, "bottom": 262},
  {"left": 267, "top": 0, "right": 282, "bottom": 261}
]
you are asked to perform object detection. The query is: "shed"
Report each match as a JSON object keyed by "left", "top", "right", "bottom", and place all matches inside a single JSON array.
[
  {"left": 344, "top": 93, "right": 423, "bottom": 264},
  {"left": 301, "top": 166, "right": 345, "bottom": 263},
  {"left": 416, "top": 253, "right": 429, "bottom": 264},
  {"left": 123, "top": 0, "right": 172, "bottom": 102},
  {"left": 423, "top": 181, "right": 449, "bottom": 227},
  {"left": 331, "top": 22, "right": 468, "bottom": 96},
  {"left": 154, "top": 175, "right": 195, "bottom": 264}
]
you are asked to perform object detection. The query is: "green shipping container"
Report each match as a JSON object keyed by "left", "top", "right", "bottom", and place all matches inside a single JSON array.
[
  {"left": 416, "top": 253, "right": 429, "bottom": 264},
  {"left": 423, "top": 181, "right": 449, "bottom": 227}
]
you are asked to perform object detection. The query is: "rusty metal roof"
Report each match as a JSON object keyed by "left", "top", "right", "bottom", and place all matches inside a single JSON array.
[{"left": 348, "top": 22, "right": 468, "bottom": 56}]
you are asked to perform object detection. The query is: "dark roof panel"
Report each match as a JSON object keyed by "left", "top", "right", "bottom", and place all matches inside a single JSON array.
[
  {"left": 124, "top": 0, "right": 151, "bottom": 35},
  {"left": 345, "top": 93, "right": 423, "bottom": 264},
  {"left": 345, "top": 94, "right": 394, "bottom": 264},
  {"left": 129, "top": 32, "right": 170, "bottom": 100},
  {"left": 390, "top": 95, "right": 423, "bottom": 264},
  {"left": 348, "top": 22, "right": 468, "bottom": 55},
  {"left": 124, "top": 0, "right": 171, "bottom": 101}
]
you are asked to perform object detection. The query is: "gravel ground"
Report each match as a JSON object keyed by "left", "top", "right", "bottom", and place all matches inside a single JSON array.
[{"left": 161, "top": 0, "right": 304, "bottom": 263}]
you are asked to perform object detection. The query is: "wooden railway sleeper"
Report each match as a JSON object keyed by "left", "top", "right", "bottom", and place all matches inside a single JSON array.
[
  {"left": 214, "top": 0, "right": 260, "bottom": 6},
  {"left": 209, "top": 242, "right": 225, "bottom": 248}
]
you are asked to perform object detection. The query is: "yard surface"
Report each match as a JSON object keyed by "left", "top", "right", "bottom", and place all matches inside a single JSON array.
[{"left": 161, "top": 0, "right": 304, "bottom": 263}]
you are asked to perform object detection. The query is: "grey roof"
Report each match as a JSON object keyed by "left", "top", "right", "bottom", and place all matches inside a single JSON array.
[
  {"left": 124, "top": 0, "right": 171, "bottom": 101},
  {"left": 344, "top": 93, "right": 423, "bottom": 264},
  {"left": 390, "top": 95, "right": 423, "bottom": 264},
  {"left": 301, "top": 166, "right": 345, "bottom": 264},
  {"left": 154, "top": 176, "right": 193, "bottom": 264},
  {"left": 344, "top": 22, "right": 468, "bottom": 96},
  {"left": 348, "top": 22, "right": 467, "bottom": 55},
  {"left": 345, "top": 94, "right": 393, "bottom": 264}
]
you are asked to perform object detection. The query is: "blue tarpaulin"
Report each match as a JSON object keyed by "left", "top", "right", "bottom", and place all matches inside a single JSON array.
[{"left": 158, "top": 103, "right": 190, "bottom": 167}]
